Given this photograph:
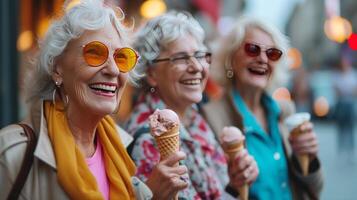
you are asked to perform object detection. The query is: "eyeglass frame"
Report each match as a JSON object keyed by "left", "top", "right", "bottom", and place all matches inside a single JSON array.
[
  {"left": 149, "top": 51, "right": 212, "bottom": 67},
  {"left": 243, "top": 42, "right": 283, "bottom": 61},
  {"left": 81, "top": 41, "right": 140, "bottom": 72}
]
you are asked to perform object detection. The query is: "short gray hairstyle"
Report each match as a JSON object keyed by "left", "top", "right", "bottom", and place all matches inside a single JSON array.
[
  {"left": 26, "top": 0, "right": 138, "bottom": 103},
  {"left": 132, "top": 11, "right": 206, "bottom": 87},
  {"left": 212, "top": 16, "right": 290, "bottom": 92}
]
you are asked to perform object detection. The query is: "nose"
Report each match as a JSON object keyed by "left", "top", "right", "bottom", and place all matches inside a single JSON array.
[
  {"left": 103, "top": 55, "right": 120, "bottom": 76},
  {"left": 257, "top": 50, "right": 269, "bottom": 63},
  {"left": 187, "top": 56, "right": 203, "bottom": 73}
]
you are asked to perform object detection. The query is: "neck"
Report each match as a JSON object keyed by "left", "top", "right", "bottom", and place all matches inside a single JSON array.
[
  {"left": 235, "top": 83, "right": 263, "bottom": 113},
  {"left": 66, "top": 105, "right": 101, "bottom": 157}
]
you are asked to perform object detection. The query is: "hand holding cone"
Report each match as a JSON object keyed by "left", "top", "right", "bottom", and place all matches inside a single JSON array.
[
  {"left": 284, "top": 113, "right": 311, "bottom": 176},
  {"left": 220, "top": 126, "right": 248, "bottom": 200}
]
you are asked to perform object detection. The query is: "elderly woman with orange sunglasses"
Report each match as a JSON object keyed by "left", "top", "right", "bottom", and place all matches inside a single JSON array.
[
  {"left": 0, "top": 1, "right": 188, "bottom": 199},
  {"left": 203, "top": 17, "right": 323, "bottom": 200}
]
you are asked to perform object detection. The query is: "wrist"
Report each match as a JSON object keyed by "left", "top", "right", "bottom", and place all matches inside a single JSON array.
[{"left": 225, "top": 184, "right": 239, "bottom": 198}]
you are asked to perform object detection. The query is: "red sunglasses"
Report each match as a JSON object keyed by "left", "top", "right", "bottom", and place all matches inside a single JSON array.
[{"left": 244, "top": 43, "right": 283, "bottom": 61}]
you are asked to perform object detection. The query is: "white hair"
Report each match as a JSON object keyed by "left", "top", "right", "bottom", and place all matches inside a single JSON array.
[
  {"left": 132, "top": 11, "right": 206, "bottom": 87},
  {"left": 26, "top": 0, "right": 139, "bottom": 103},
  {"left": 212, "top": 16, "right": 290, "bottom": 92}
]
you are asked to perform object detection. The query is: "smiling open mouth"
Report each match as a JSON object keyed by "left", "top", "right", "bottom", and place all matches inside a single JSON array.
[
  {"left": 89, "top": 84, "right": 117, "bottom": 94},
  {"left": 180, "top": 79, "right": 202, "bottom": 85},
  {"left": 248, "top": 67, "right": 268, "bottom": 75}
]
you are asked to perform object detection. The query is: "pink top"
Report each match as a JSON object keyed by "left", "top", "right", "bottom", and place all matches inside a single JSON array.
[{"left": 86, "top": 139, "right": 110, "bottom": 200}]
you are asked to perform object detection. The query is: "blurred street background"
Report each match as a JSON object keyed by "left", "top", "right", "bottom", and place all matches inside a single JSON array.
[{"left": 1, "top": 0, "right": 357, "bottom": 199}]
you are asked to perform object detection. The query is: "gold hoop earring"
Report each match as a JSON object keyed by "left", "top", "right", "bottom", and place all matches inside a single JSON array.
[
  {"left": 150, "top": 87, "right": 156, "bottom": 93},
  {"left": 226, "top": 69, "right": 234, "bottom": 79},
  {"left": 52, "top": 87, "right": 58, "bottom": 106}
]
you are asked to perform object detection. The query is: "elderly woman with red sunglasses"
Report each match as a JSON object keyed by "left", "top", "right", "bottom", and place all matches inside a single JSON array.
[
  {"left": 124, "top": 11, "right": 259, "bottom": 200},
  {"left": 203, "top": 17, "right": 324, "bottom": 200},
  {"left": 0, "top": 0, "right": 188, "bottom": 199}
]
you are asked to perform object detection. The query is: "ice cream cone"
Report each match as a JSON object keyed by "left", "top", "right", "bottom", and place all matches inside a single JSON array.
[
  {"left": 223, "top": 141, "right": 248, "bottom": 200},
  {"left": 291, "top": 127, "right": 309, "bottom": 176},
  {"left": 155, "top": 125, "right": 180, "bottom": 161},
  {"left": 297, "top": 154, "right": 309, "bottom": 176},
  {"left": 153, "top": 125, "right": 180, "bottom": 200},
  {"left": 285, "top": 113, "right": 311, "bottom": 176}
]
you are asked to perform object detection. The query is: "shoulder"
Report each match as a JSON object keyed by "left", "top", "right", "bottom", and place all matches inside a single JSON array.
[
  {"left": 201, "top": 96, "right": 241, "bottom": 135},
  {"left": 0, "top": 124, "right": 29, "bottom": 155},
  {"left": 0, "top": 124, "right": 29, "bottom": 185}
]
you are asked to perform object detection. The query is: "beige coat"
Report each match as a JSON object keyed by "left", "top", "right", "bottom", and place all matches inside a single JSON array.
[
  {"left": 201, "top": 94, "right": 323, "bottom": 200},
  {"left": 0, "top": 101, "right": 152, "bottom": 200}
]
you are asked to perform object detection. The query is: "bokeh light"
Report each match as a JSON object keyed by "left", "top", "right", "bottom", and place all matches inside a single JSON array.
[
  {"left": 324, "top": 16, "right": 352, "bottom": 43},
  {"left": 313, "top": 96, "right": 329, "bottom": 117},
  {"left": 348, "top": 33, "right": 357, "bottom": 50},
  {"left": 288, "top": 48, "right": 302, "bottom": 69},
  {"left": 140, "top": 0, "right": 167, "bottom": 19},
  {"left": 272, "top": 87, "right": 291, "bottom": 101},
  {"left": 17, "top": 30, "right": 34, "bottom": 51}
]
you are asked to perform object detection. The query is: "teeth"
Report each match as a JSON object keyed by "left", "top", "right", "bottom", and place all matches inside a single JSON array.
[
  {"left": 249, "top": 67, "right": 267, "bottom": 74},
  {"left": 182, "top": 79, "right": 201, "bottom": 85},
  {"left": 90, "top": 84, "right": 116, "bottom": 92}
]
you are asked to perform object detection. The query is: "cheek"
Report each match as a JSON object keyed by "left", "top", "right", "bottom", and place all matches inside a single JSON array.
[{"left": 72, "top": 84, "right": 88, "bottom": 104}]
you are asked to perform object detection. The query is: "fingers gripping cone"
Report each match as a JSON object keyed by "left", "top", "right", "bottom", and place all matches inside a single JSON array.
[
  {"left": 220, "top": 127, "right": 248, "bottom": 200},
  {"left": 149, "top": 109, "right": 181, "bottom": 200}
]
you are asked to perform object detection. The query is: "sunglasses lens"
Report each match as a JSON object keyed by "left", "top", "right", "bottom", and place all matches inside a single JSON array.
[
  {"left": 266, "top": 48, "right": 282, "bottom": 61},
  {"left": 114, "top": 47, "right": 138, "bottom": 72},
  {"left": 244, "top": 43, "right": 260, "bottom": 57},
  {"left": 83, "top": 41, "right": 109, "bottom": 67}
]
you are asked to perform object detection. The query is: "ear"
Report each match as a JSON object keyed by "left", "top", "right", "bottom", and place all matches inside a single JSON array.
[
  {"left": 52, "top": 63, "right": 63, "bottom": 85},
  {"left": 146, "top": 68, "right": 158, "bottom": 87}
]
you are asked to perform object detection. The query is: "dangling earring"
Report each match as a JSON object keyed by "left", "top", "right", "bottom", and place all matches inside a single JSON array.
[
  {"left": 52, "top": 81, "right": 61, "bottom": 106},
  {"left": 52, "top": 81, "right": 69, "bottom": 108},
  {"left": 150, "top": 87, "right": 156, "bottom": 93},
  {"left": 226, "top": 69, "right": 234, "bottom": 79}
]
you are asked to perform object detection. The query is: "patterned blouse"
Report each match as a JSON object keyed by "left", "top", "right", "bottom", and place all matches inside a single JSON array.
[{"left": 125, "top": 92, "right": 229, "bottom": 200}]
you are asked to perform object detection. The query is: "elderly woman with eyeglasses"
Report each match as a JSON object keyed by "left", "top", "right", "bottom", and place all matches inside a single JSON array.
[
  {"left": 124, "top": 12, "right": 259, "bottom": 199},
  {"left": 203, "top": 17, "right": 324, "bottom": 200},
  {"left": 0, "top": 1, "right": 189, "bottom": 199}
]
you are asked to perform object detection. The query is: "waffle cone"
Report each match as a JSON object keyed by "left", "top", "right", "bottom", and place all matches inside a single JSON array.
[
  {"left": 155, "top": 125, "right": 180, "bottom": 161},
  {"left": 222, "top": 141, "right": 248, "bottom": 200},
  {"left": 223, "top": 142, "right": 244, "bottom": 160},
  {"left": 298, "top": 155, "right": 309, "bottom": 176},
  {"left": 291, "top": 127, "right": 309, "bottom": 176},
  {"left": 239, "top": 184, "right": 249, "bottom": 200}
]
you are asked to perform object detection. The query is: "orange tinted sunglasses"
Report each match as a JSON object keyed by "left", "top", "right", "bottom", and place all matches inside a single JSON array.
[{"left": 82, "top": 41, "right": 139, "bottom": 72}]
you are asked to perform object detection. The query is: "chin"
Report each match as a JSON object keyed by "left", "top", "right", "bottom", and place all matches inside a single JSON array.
[{"left": 186, "top": 94, "right": 203, "bottom": 104}]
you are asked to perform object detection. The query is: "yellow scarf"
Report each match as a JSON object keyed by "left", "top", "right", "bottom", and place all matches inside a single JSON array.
[{"left": 44, "top": 101, "right": 136, "bottom": 200}]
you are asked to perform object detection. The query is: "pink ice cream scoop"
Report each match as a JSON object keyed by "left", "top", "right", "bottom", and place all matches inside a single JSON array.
[
  {"left": 149, "top": 109, "right": 180, "bottom": 137},
  {"left": 220, "top": 126, "right": 245, "bottom": 147}
]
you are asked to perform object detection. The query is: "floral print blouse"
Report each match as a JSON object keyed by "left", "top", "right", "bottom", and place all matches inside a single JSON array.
[{"left": 125, "top": 92, "right": 229, "bottom": 199}]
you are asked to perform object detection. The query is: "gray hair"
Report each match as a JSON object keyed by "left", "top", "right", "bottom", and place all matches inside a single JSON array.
[
  {"left": 132, "top": 11, "right": 206, "bottom": 87},
  {"left": 26, "top": 0, "right": 139, "bottom": 103},
  {"left": 212, "top": 16, "right": 290, "bottom": 92}
]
